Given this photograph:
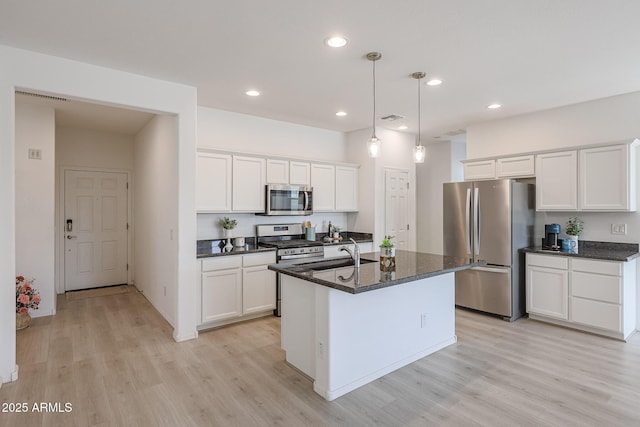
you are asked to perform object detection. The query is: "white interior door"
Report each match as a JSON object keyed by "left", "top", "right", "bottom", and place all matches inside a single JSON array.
[
  {"left": 385, "top": 169, "right": 409, "bottom": 250},
  {"left": 64, "top": 170, "right": 128, "bottom": 291}
]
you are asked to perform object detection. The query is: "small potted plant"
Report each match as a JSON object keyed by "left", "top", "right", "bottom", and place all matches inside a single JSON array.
[
  {"left": 565, "top": 217, "right": 583, "bottom": 254},
  {"left": 16, "top": 275, "right": 40, "bottom": 330},
  {"left": 219, "top": 217, "right": 237, "bottom": 251},
  {"left": 379, "top": 235, "right": 396, "bottom": 272}
]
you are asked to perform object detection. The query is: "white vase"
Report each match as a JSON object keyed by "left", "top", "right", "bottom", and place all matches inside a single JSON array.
[{"left": 567, "top": 235, "right": 579, "bottom": 254}]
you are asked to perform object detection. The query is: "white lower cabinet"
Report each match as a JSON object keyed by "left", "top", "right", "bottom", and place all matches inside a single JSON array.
[
  {"left": 201, "top": 252, "right": 276, "bottom": 326},
  {"left": 526, "top": 253, "right": 637, "bottom": 340}
]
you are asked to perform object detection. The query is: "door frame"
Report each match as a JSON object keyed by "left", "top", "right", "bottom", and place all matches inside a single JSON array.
[{"left": 57, "top": 166, "right": 133, "bottom": 294}]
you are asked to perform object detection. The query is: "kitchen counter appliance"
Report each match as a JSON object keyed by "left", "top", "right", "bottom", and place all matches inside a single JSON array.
[
  {"left": 258, "top": 184, "right": 313, "bottom": 216},
  {"left": 256, "top": 223, "right": 324, "bottom": 316},
  {"left": 542, "top": 223, "right": 561, "bottom": 251},
  {"left": 443, "top": 179, "right": 535, "bottom": 321}
]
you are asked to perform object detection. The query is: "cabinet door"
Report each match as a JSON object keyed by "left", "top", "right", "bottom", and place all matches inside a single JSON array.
[
  {"left": 526, "top": 265, "right": 568, "bottom": 319},
  {"left": 202, "top": 268, "right": 242, "bottom": 323},
  {"left": 232, "top": 156, "right": 266, "bottom": 212},
  {"left": 535, "top": 151, "right": 577, "bottom": 211},
  {"left": 335, "top": 166, "right": 358, "bottom": 211},
  {"left": 290, "top": 161, "right": 311, "bottom": 185},
  {"left": 266, "top": 159, "right": 289, "bottom": 184},
  {"left": 197, "top": 152, "right": 232, "bottom": 212},
  {"left": 242, "top": 265, "right": 276, "bottom": 314},
  {"left": 311, "top": 164, "right": 335, "bottom": 211},
  {"left": 464, "top": 160, "right": 495, "bottom": 181},
  {"left": 496, "top": 155, "right": 535, "bottom": 178},
  {"left": 579, "top": 144, "right": 635, "bottom": 211}
]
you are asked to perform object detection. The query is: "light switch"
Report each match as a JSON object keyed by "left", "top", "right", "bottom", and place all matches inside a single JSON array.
[
  {"left": 611, "top": 224, "right": 627, "bottom": 235},
  {"left": 28, "top": 148, "right": 42, "bottom": 160}
]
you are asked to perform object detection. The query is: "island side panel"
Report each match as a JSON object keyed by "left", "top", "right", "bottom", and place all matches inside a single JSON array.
[
  {"left": 314, "top": 273, "right": 456, "bottom": 401},
  {"left": 280, "top": 274, "right": 317, "bottom": 379}
]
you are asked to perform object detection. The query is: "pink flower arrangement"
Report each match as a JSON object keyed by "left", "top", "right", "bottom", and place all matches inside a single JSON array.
[{"left": 16, "top": 275, "right": 40, "bottom": 313}]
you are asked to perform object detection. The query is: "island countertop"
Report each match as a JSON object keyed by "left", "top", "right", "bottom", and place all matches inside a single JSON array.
[{"left": 269, "top": 250, "right": 483, "bottom": 294}]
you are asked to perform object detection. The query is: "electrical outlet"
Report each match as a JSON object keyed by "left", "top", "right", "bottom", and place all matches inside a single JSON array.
[
  {"left": 28, "top": 148, "right": 42, "bottom": 160},
  {"left": 421, "top": 313, "right": 428, "bottom": 328},
  {"left": 318, "top": 341, "right": 325, "bottom": 359},
  {"left": 611, "top": 224, "right": 627, "bottom": 235}
]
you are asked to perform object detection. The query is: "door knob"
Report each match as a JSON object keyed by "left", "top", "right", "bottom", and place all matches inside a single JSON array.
[{"left": 66, "top": 235, "right": 77, "bottom": 240}]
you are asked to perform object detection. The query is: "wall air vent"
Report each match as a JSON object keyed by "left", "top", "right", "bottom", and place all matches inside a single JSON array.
[
  {"left": 380, "top": 114, "right": 404, "bottom": 121},
  {"left": 15, "top": 90, "right": 68, "bottom": 102}
]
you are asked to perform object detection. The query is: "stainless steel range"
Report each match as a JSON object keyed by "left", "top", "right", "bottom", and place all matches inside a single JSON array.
[{"left": 256, "top": 223, "right": 324, "bottom": 316}]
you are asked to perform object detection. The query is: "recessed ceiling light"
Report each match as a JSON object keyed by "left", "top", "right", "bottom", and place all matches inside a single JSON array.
[
  {"left": 426, "top": 79, "right": 442, "bottom": 86},
  {"left": 325, "top": 36, "right": 348, "bottom": 48},
  {"left": 397, "top": 125, "right": 408, "bottom": 130},
  {"left": 246, "top": 90, "right": 260, "bottom": 97},
  {"left": 487, "top": 103, "right": 501, "bottom": 109},
  {"left": 335, "top": 111, "right": 347, "bottom": 117}
]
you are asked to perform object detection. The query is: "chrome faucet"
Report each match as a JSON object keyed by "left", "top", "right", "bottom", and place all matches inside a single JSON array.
[{"left": 339, "top": 238, "right": 361, "bottom": 268}]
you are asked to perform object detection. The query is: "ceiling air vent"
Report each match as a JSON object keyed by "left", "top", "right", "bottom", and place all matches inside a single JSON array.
[
  {"left": 380, "top": 114, "right": 404, "bottom": 121},
  {"left": 15, "top": 90, "right": 68, "bottom": 102}
]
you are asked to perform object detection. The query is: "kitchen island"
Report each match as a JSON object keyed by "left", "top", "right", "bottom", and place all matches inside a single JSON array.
[{"left": 269, "top": 250, "right": 482, "bottom": 401}]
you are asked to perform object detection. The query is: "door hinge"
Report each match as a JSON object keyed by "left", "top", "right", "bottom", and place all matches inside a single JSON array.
[
  {"left": 126, "top": 263, "right": 129, "bottom": 271},
  {"left": 126, "top": 223, "right": 129, "bottom": 230},
  {"left": 406, "top": 182, "right": 410, "bottom": 189},
  {"left": 126, "top": 182, "right": 129, "bottom": 190},
  {"left": 407, "top": 224, "right": 410, "bottom": 230}
]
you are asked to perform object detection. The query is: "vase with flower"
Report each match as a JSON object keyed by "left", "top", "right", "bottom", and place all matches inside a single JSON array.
[
  {"left": 16, "top": 275, "right": 40, "bottom": 330},
  {"left": 220, "top": 217, "right": 238, "bottom": 251},
  {"left": 379, "top": 235, "right": 396, "bottom": 272}
]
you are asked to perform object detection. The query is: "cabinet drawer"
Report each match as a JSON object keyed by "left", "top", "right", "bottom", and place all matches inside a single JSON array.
[
  {"left": 527, "top": 254, "right": 568, "bottom": 270},
  {"left": 243, "top": 251, "right": 276, "bottom": 267},
  {"left": 464, "top": 160, "right": 495, "bottom": 180},
  {"left": 202, "top": 255, "right": 243, "bottom": 272},
  {"left": 571, "top": 258, "right": 621, "bottom": 276},
  {"left": 571, "top": 297, "right": 621, "bottom": 332},
  {"left": 571, "top": 271, "right": 621, "bottom": 303}
]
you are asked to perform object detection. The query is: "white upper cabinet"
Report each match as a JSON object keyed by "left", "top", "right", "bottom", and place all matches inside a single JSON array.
[
  {"left": 536, "top": 151, "right": 578, "bottom": 211},
  {"left": 496, "top": 155, "right": 535, "bottom": 178},
  {"left": 579, "top": 143, "right": 637, "bottom": 211},
  {"left": 289, "top": 161, "right": 311, "bottom": 185},
  {"left": 266, "top": 159, "right": 289, "bottom": 184},
  {"left": 311, "top": 163, "right": 335, "bottom": 211},
  {"left": 464, "top": 160, "right": 495, "bottom": 181},
  {"left": 197, "top": 152, "right": 232, "bottom": 212},
  {"left": 232, "top": 155, "right": 266, "bottom": 212},
  {"left": 335, "top": 165, "right": 359, "bottom": 211}
]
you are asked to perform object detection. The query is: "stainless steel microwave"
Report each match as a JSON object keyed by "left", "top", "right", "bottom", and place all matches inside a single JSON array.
[{"left": 260, "top": 184, "right": 313, "bottom": 216}]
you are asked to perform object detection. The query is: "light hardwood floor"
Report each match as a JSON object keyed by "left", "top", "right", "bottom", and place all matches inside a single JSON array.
[{"left": 2, "top": 287, "right": 640, "bottom": 426}]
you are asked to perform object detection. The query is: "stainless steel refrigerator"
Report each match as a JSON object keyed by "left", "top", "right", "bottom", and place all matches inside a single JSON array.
[{"left": 443, "top": 179, "right": 535, "bottom": 321}]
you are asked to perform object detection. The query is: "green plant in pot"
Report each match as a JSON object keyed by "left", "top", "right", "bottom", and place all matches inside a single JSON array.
[
  {"left": 565, "top": 217, "right": 583, "bottom": 254},
  {"left": 219, "top": 217, "right": 238, "bottom": 250},
  {"left": 379, "top": 235, "right": 396, "bottom": 271}
]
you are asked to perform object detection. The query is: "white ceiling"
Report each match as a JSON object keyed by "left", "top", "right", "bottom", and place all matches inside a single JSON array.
[{"left": 3, "top": 0, "right": 640, "bottom": 141}]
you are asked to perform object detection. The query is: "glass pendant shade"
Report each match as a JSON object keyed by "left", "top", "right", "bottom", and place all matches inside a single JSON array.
[
  {"left": 368, "top": 135, "right": 380, "bottom": 158},
  {"left": 414, "top": 144, "right": 426, "bottom": 163}
]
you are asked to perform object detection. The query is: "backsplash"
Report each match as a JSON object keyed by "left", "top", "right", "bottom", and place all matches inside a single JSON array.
[
  {"left": 197, "top": 212, "right": 350, "bottom": 240},
  {"left": 535, "top": 211, "right": 639, "bottom": 244}
]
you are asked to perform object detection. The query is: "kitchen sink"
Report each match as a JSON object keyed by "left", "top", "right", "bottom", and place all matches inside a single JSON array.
[{"left": 290, "top": 257, "right": 376, "bottom": 272}]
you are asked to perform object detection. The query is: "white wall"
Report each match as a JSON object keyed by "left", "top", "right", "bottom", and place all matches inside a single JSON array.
[
  {"left": 0, "top": 44, "right": 197, "bottom": 385},
  {"left": 466, "top": 91, "right": 640, "bottom": 159},
  {"left": 15, "top": 104, "right": 56, "bottom": 318},
  {"left": 346, "top": 127, "right": 417, "bottom": 250},
  {"left": 416, "top": 139, "right": 466, "bottom": 254},
  {"left": 134, "top": 115, "right": 179, "bottom": 326},
  {"left": 198, "top": 107, "right": 347, "bottom": 162},
  {"left": 56, "top": 127, "right": 135, "bottom": 170}
]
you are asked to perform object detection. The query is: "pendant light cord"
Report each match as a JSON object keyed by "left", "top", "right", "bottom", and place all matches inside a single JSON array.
[
  {"left": 372, "top": 59, "right": 377, "bottom": 138},
  {"left": 417, "top": 75, "right": 421, "bottom": 146}
]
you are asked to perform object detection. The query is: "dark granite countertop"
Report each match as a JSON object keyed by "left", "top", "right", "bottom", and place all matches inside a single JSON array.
[
  {"left": 197, "top": 239, "right": 275, "bottom": 258},
  {"left": 269, "top": 250, "right": 484, "bottom": 294},
  {"left": 318, "top": 231, "right": 373, "bottom": 246},
  {"left": 522, "top": 241, "right": 639, "bottom": 262}
]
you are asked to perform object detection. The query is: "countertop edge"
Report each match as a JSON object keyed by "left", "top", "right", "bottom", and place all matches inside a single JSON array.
[
  {"left": 197, "top": 247, "right": 276, "bottom": 259},
  {"left": 521, "top": 247, "right": 639, "bottom": 262}
]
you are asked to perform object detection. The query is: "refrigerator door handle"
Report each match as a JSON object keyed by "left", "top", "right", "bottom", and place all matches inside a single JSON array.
[
  {"left": 465, "top": 188, "right": 472, "bottom": 255},
  {"left": 474, "top": 187, "right": 480, "bottom": 256}
]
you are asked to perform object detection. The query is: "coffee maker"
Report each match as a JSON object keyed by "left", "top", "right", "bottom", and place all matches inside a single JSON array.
[{"left": 543, "top": 223, "right": 561, "bottom": 251}]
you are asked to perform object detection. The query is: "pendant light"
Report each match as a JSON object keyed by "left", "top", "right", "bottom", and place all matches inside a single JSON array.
[
  {"left": 366, "top": 52, "right": 382, "bottom": 158},
  {"left": 411, "top": 71, "right": 426, "bottom": 163}
]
